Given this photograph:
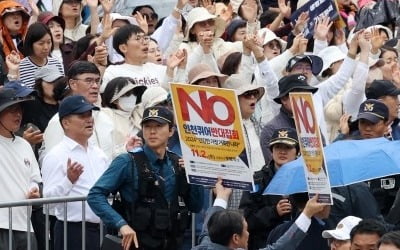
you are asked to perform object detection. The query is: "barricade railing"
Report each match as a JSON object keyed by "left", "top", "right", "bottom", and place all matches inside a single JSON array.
[
  {"left": 0, "top": 195, "right": 202, "bottom": 250},
  {"left": 0, "top": 196, "right": 91, "bottom": 250}
]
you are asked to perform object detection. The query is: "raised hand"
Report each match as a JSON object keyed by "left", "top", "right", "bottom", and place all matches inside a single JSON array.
[
  {"left": 134, "top": 11, "right": 149, "bottom": 35},
  {"left": 125, "top": 135, "right": 143, "bottom": 152},
  {"left": 66, "top": 158, "right": 84, "bottom": 184},
  {"left": 313, "top": 15, "right": 333, "bottom": 41},
  {"left": 201, "top": 0, "right": 216, "bottom": 15},
  {"left": 6, "top": 50, "right": 21, "bottom": 73},
  {"left": 278, "top": 0, "right": 291, "bottom": 19},
  {"left": 99, "top": 0, "right": 114, "bottom": 14},
  {"left": 167, "top": 49, "right": 186, "bottom": 69},
  {"left": 99, "top": 13, "right": 118, "bottom": 42},
  {"left": 302, "top": 194, "right": 328, "bottom": 218},
  {"left": 339, "top": 113, "right": 351, "bottom": 135},
  {"left": 86, "top": 0, "right": 98, "bottom": 8},
  {"left": 28, "top": 0, "right": 40, "bottom": 17},
  {"left": 240, "top": 0, "right": 258, "bottom": 22},
  {"left": 213, "top": 177, "right": 232, "bottom": 201},
  {"left": 217, "top": 3, "right": 233, "bottom": 23},
  {"left": 293, "top": 12, "right": 309, "bottom": 35},
  {"left": 370, "top": 27, "right": 384, "bottom": 53}
]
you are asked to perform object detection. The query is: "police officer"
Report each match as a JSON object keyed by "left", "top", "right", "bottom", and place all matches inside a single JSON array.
[
  {"left": 240, "top": 127, "right": 300, "bottom": 250},
  {"left": 88, "top": 106, "right": 204, "bottom": 250},
  {"left": 335, "top": 99, "right": 398, "bottom": 223}
]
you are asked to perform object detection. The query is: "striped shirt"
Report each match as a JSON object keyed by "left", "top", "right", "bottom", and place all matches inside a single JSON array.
[{"left": 19, "top": 57, "right": 64, "bottom": 88}]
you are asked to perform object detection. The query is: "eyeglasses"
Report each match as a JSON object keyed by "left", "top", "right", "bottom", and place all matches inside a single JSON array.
[
  {"left": 241, "top": 89, "right": 260, "bottom": 99},
  {"left": 73, "top": 77, "right": 101, "bottom": 86},
  {"left": 141, "top": 12, "right": 158, "bottom": 20},
  {"left": 132, "top": 35, "right": 150, "bottom": 43}
]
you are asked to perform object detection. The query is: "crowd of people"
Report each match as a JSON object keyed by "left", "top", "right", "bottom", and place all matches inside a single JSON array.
[{"left": 1, "top": 0, "right": 400, "bottom": 249}]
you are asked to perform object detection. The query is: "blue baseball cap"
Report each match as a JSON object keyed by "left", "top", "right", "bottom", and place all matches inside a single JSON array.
[
  {"left": 59, "top": 95, "right": 99, "bottom": 119},
  {"left": 4, "top": 81, "right": 36, "bottom": 97}
]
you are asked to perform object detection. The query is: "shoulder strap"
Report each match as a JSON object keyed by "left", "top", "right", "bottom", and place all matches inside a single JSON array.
[{"left": 166, "top": 150, "right": 181, "bottom": 172}]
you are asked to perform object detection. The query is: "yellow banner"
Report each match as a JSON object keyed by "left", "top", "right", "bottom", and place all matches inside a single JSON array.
[
  {"left": 290, "top": 92, "right": 332, "bottom": 204},
  {"left": 170, "top": 83, "right": 254, "bottom": 190}
]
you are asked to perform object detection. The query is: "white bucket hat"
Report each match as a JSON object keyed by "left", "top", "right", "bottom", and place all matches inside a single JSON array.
[
  {"left": 258, "top": 28, "right": 287, "bottom": 51},
  {"left": 347, "top": 25, "right": 393, "bottom": 44},
  {"left": 222, "top": 74, "right": 265, "bottom": 101},
  {"left": 110, "top": 13, "right": 138, "bottom": 26},
  {"left": 185, "top": 7, "right": 226, "bottom": 40},
  {"left": 322, "top": 216, "right": 362, "bottom": 240},
  {"left": 317, "top": 46, "right": 346, "bottom": 76},
  {"left": 141, "top": 87, "right": 169, "bottom": 109}
]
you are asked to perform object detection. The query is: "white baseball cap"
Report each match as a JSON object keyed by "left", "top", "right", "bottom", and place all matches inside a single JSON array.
[{"left": 322, "top": 216, "right": 362, "bottom": 240}]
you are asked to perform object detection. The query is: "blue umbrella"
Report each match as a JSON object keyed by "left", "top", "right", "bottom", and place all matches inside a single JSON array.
[{"left": 264, "top": 138, "right": 400, "bottom": 195}]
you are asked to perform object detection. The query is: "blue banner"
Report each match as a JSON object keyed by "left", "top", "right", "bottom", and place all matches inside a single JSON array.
[{"left": 291, "top": 0, "right": 339, "bottom": 39}]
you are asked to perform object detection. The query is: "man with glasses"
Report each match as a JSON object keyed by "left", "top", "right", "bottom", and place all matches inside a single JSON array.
[
  {"left": 101, "top": 24, "right": 185, "bottom": 92},
  {"left": 41, "top": 61, "right": 113, "bottom": 158}
]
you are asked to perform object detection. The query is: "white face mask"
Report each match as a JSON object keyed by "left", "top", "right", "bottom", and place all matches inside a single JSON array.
[{"left": 118, "top": 95, "right": 137, "bottom": 112}]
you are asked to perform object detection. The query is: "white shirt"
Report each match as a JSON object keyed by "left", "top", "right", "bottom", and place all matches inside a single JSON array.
[
  {"left": 41, "top": 136, "right": 109, "bottom": 223},
  {"left": 40, "top": 110, "right": 114, "bottom": 162},
  {"left": 101, "top": 63, "right": 167, "bottom": 93},
  {"left": 243, "top": 119, "right": 266, "bottom": 172},
  {"left": 0, "top": 135, "right": 41, "bottom": 231}
]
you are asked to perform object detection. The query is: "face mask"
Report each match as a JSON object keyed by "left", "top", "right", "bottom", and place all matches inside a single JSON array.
[{"left": 118, "top": 95, "right": 137, "bottom": 112}]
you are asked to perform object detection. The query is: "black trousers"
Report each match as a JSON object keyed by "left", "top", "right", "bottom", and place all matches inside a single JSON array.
[
  {"left": 0, "top": 229, "right": 37, "bottom": 250},
  {"left": 53, "top": 220, "right": 100, "bottom": 250}
]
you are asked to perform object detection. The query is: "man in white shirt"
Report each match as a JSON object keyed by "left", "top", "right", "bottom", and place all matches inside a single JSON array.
[
  {"left": 41, "top": 95, "right": 109, "bottom": 250},
  {"left": 0, "top": 88, "right": 41, "bottom": 250},
  {"left": 101, "top": 24, "right": 185, "bottom": 92}
]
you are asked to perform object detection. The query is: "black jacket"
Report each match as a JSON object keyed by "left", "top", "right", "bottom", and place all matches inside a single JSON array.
[
  {"left": 239, "top": 161, "right": 293, "bottom": 250},
  {"left": 327, "top": 183, "right": 386, "bottom": 228},
  {"left": 267, "top": 216, "right": 329, "bottom": 250}
]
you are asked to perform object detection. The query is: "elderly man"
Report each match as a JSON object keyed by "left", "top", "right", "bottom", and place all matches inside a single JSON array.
[{"left": 41, "top": 95, "right": 109, "bottom": 250}]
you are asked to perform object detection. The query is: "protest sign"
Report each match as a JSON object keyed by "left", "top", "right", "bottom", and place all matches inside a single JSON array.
[
  {"left": 290, "top": 92, "right": 333, "bottom": 204},
  {"left": 170, "top": 83, "right": 254, "bottom": 191},
  {"left": 291, "top": 0, "right": 339, "bottom": 39}
]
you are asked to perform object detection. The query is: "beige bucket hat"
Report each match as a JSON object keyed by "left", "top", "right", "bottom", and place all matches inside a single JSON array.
[
  {"left": 188, "top": 64, "right": 228, "bottom": 85},
  {"left": 185, "top": 7, "right": 226, "bottom": 40}
]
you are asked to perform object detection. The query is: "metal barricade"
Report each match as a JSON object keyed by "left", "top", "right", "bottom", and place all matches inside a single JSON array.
[
  {"left": 0, "top": 196, "right": 97, "bottom": 250},
  {"left": 0, "top": 196, "right": 204, "bottom": 250}
]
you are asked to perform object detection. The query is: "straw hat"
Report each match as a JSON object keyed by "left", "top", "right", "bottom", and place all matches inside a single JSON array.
[
  {"left": 188, "top": 64, "right": 228, "bottom": 85},
  {"left": 222, "top": 74, "right": 265, "bottom": 101},
  {"left": 185, "top": 7, "right": 226, "bottom": 40}
]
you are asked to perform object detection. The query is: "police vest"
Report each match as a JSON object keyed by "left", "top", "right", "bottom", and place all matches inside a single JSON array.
[{"left": 122, "top": 150, "right": 190, "bottom": 250}]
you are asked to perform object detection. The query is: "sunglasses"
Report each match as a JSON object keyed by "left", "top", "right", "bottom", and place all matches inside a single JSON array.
[{"left": 241, "top": 89, "right": 260, "bottom": 99}]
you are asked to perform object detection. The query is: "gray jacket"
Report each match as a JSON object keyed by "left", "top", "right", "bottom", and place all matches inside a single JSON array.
[{"left": 192, "top": 206, "right": 307, "bottom": 250}]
